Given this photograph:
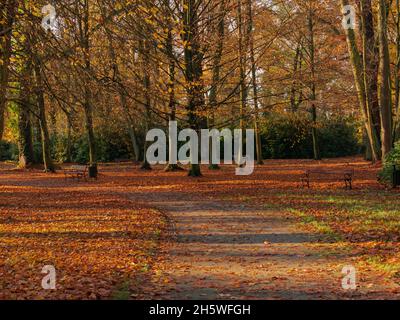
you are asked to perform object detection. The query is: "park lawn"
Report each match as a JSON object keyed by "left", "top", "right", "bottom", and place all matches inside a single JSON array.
[
  {"left": 212, "top": 158, "right": 400, "bottom": 282},
  {"left": 285, "top": 191, "right": 400, "bottom": 279},
  {"left": 0, "top": 166, "right": 168, "bottom": 300},
  {"left": 241, "top": 190, "right": 400, "bottom": 281}
]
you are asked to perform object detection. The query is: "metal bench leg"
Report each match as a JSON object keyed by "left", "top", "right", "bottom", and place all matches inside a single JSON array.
[
  {"left": 305, "top": 174, "right": 310, "bottom": 188},
  {"left": 346, "top": 174, "right": 353, "bottom": 190},
  {"left": 344, "top": 177, "right": 352, "bottom": 190},
  {"left": 301, "top": 177, "right": 310, "bottom": 189}
]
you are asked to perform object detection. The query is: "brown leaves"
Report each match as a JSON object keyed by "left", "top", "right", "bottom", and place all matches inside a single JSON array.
[
  {"left": 0, "top": 164, "right": 167, "bottom": 300},
  {"left": 0, "top": 157, "right": 399, "bottom": 299}
]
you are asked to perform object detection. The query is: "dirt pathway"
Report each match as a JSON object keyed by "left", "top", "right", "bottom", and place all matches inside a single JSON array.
[{"left": 132, "top": 193, "right": 399, "bottom": 300}]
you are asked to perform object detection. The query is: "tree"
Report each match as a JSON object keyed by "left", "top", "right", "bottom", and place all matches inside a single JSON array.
[
  {"left": 0, "top": 0, "right": 16, "bottom": 141},
  {"left": 34, "top": 59, "right": 55, "bottom": 172},
  {"left": 341, "top": 0, "right": 382, "bottom": 162},
  {"left": 246, "top": 0, "right": 263, "bottom": 165},
  {"left": 307, "top": 1, "right": 321, "bottom": 160},
  {"left": 182, "top": 0, "right": 206, "bottom": 177},
  {"left": 79, "top": 0, "right": 98, "bottom": 177},
  {"left": 377, "top": 0, "right": 393, "bottom": 158}
]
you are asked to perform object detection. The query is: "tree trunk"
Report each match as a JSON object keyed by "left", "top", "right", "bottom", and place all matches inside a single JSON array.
[
  {"left": 341, "top": 0, "right": 381, "bottom": 162},
  {"left": 377, "top": 0, "right": 393, "bottom": 157},
  {"left": 34, "top": 62, "right": 55, "bottom": 172},
  {"left": 66, "top": 117, "right": 72, "bottom": 163},
  {"left": 360, "top": 0, "right": 382, "bottom": 160},
  {"left": 17, "top": 72, "right": 35, "bottom": 168},
  {"left": 163, "top": 0, "right": 182, "bottom": 172},
  {"left": 394, "top": 0, "right": 400, "bottom": 141},
  {"left": 394, "top": 0, "right": 400, "bottom": 122},
  {"left": 307, "top": 5, "right": 321, "bottom": 160},
  {"left": 18, "top": 106, "right": 35, "bottom": 168},
  {"left": 81, "top": 0, "right": 97, "bottom": 176},
  {"left": 237, "top": 0, "right": 247, "bottom": 166},
  {"left": 121, "top": 93, "right": 140, "bottom": 162},
  {"left": 290, "top": 42, "right": 302, "bottom": 113},
  {"left": 83, "top": 97, "right": 97, "bottom": 172},
  {"left": 364, "top": 129, "right": 372, "bottom": 161},
  {"left": 140, "top": 39, "right": 152, "bottom": 170},
  {"left": 183, "top": 0, "right": 205, "bottom": 177},
  {"left": 246, "top": 0, "right": 263, "bottom": 165},
  {"left": 0, "top": 0, "right": 16, "bottom": 140},
  {"left": 208, "top": 0, "right": 225, "bottom": 170}
]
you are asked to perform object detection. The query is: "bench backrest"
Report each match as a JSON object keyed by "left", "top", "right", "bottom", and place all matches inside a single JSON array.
[
  {"left": 306, "top": 166, "right": 354, "bottom": 176},
  {"left": 70, "top": 165, "right": 87, "bottom": 171}
]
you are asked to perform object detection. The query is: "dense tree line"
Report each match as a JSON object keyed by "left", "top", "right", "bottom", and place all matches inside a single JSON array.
[{"left": 0, "top": 0, "right": 399, "bottom": 176}]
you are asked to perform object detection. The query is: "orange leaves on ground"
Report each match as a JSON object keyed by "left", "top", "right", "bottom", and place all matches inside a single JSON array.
[
  {"left": 0, "top": 157, "right": 399, "bottom": 299},
  {"left": 0, "top": 165, "right": 167, "bottom": 300}
]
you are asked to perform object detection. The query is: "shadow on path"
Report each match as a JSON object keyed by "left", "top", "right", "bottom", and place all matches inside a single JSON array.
[{"left": 124, "top": 192, "right": 400, "bottom": 300}]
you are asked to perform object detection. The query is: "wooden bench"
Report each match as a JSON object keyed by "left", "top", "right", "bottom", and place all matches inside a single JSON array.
[
  {"left": 300, "top": 166, "right": 355, "bottom": 190},
  {"left": 63, "top": 165, "right": 88, "bottom": 181}
]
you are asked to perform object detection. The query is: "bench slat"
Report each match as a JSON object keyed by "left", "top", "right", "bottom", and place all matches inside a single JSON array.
[{"left": 63, "top": 165, "right": 88, "bottom": 181}]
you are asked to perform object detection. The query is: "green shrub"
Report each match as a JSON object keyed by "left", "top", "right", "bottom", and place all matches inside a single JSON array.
[
  {"left": 260, "top": 113, "right": 360, "bottom": 159},
  {"left": 319, "top": 118, "right": 359, "bottom": 157},
  {"left": 51, "top": 129, "right": 133, "bottom": 164},
  {"left": 261, "top": 113, "right": 312, "bottom": 159},
  {"left": 0, "top": 141, "right": 18, "bottom": 161},
  {"left": 378, "top": 142, "right": 400, "bottom": 185}
]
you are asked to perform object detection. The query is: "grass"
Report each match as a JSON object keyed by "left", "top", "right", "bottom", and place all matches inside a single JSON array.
[
  {"left": 112, "top": 280, "right": 131, "bottom": 300},
  {"left": 270, "top": 191, "right": 400, "bottom": 281},
  {"left": 288, "top": 208, "right": 343, "bottom": 241},
  {"left": 262, "top": 191, "right": 400, "bottom": 241},
  {"left": 365, "top": 255, "right": 400, "bottom": 276}
]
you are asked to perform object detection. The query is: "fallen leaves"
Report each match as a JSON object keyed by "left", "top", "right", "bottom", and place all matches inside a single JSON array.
[
  {"left": 0, "top": 165, "right": 167, "bottom": 300},
  {"left": 0, "top": 157, "right": 399, "bottom": 299}
]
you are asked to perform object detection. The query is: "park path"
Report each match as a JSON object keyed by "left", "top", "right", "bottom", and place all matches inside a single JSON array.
[{"left": 130, "top": 193, "right": 399, "bottom": 300}]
